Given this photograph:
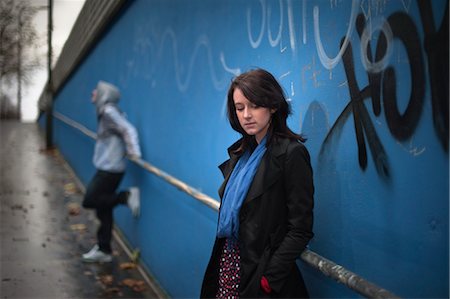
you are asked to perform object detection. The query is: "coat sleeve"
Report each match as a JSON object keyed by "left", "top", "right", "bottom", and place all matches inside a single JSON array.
[
  {"left": 103, "top": 106, "right": 142, "bottom": 158},
  {"left": 263, "top": 142, "right": 314, "bottom": 293}
]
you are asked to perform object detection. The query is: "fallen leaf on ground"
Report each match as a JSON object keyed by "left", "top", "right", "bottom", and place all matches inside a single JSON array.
[
  {"left": 64, "top": 183, "right": 78, "bottom": 195},
  {"left": 104, "top": 287, "right": 122, "bottom": 295},
  {"left": 131, "top": 248, "right": 140, "bottom": 263},
  {"left": 119, "top": 262, "right": 137, "bottom": 270},
  {"left": 121, "top": 278, "right": 146, "bottom": 292},
  {"left": 99, "top": 275, "right": 114, "bottom": 286},
  {"left": 39, "top": 148, "right": 58, "bottom": 156},
  {"left": 70, "top": 224, "right": 87, "bottom": 231},
  {"left": 67, "top": 202, "right": 81, "bottom": 216}
]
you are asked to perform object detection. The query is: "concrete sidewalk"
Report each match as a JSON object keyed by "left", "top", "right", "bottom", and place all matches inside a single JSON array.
[{"left": 0, "top": 121, "right": 166, "bottom": 299}]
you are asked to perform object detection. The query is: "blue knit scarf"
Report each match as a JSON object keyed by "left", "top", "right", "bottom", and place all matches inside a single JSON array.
[{"left": 217, "top": 136, "right": 267, "bottom": 240}]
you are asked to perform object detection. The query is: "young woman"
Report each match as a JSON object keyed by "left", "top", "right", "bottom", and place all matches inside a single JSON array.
[{"left": 201, "top": 69, "right": 314, "bottom": 298}]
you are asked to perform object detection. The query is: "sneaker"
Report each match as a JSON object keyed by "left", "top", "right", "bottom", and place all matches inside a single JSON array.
[
  {"left": 127, "top": 187, "right": 140, "bottom": 217},
  {"left": 82, "top": 244, "right": 112, "bottom": 263}
]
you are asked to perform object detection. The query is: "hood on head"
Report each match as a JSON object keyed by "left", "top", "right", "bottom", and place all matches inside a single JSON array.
[{"left": 95, "top": 81, "right": 120, "bottom": 109}]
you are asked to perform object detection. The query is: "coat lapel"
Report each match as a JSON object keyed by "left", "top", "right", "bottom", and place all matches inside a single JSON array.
[
  {"left": 218, "top": 140, "right": 242, "bottom": 199},
  {"left": 218, "top": 157, "right": 237, "bottom": 199},
  {"left": 243, "top": 137, "right": 289, "bottom": 205},
  {"left": 218, "top": 137, "right": 289, "bottom": 204}
]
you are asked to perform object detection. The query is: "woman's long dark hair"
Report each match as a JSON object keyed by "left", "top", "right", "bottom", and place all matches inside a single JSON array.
[{"left": 227, "top": 68, "right": 305, "bottom": 153}]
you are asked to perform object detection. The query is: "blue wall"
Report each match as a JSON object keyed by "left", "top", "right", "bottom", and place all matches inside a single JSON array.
[{"left": 46, "top": 0, "right": 448, "bottom": 297}]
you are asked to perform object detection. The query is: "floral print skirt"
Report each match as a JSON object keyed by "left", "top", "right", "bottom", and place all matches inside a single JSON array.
[{"left": 216, "top": 238, "right": 241, "bottom": 299}]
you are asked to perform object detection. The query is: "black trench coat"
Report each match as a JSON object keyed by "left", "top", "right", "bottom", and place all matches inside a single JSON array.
[{"left": 201, "top": 137, "right": 314, "bottom": 298}]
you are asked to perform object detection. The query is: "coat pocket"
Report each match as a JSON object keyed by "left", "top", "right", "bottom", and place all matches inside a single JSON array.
[{"left": 240, "top": 245, "right": 271, "bottom": 297}]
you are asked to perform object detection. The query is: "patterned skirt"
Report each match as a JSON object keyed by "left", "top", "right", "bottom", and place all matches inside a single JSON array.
[{"left": 216, "top": 238, "right": 241, "bottom": 299}]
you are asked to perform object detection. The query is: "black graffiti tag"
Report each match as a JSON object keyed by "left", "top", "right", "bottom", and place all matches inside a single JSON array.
[
  {"left": 319, "top": 1, "right": 448, "bottom": 179},
  {"left": 417, "top": 0, "right": 449, "bottom": 152}
]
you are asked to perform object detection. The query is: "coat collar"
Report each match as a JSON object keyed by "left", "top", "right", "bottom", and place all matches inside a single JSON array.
[
  {"left": 218, "top": 139, "right": 243, "bottom": 199},
  {"left": 218, "top": 137, "right": 291, "bottom": 204}
]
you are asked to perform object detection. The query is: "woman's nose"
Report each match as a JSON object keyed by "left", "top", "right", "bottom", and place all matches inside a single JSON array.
[{"left": 244, "top": 107, "right": 252, "bottom": 118}]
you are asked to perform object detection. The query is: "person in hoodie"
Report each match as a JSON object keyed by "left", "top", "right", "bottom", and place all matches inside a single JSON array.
[{"left": 82, "top": 80, "right": 142, "bottom": 263}]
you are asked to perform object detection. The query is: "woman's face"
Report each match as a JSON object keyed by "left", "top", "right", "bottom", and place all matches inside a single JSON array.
[{"left": 233, "top": 88, "right": 274, "bottom": 144}]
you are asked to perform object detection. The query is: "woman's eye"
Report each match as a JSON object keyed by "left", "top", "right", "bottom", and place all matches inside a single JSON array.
[{"left": 236, "top": 106, "right": 244, "bottom": 111}]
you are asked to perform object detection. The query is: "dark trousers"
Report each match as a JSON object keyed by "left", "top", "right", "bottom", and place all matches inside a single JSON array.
[{"left": 82, "top": 170, "right": 126, "bottom": 253}]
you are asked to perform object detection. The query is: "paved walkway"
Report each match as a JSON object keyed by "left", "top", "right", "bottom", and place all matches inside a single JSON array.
[{"left": 0, "top": 121, "right": 166, "bottom": 299}]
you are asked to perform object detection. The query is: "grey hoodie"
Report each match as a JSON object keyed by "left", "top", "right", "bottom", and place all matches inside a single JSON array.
[{"left": 92, "top": 81, "right": 141, "bottom": 172}]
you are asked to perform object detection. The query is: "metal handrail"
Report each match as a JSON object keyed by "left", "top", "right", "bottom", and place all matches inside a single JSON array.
[
  {"left": 52, "top": 111, "right": 400, "bottom": 299},
  {"left": 53, "top": 111, "right": 98, "bottom": 139}
]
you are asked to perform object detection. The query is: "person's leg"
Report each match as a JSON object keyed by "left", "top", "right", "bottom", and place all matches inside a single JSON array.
[
  {"left": 82, "top": 170, "right": 141, "bottom": 262},
  {"left": 82, "top": 170, "right": 126, "bottom": 209},
  {"left": 82, "top": 205, "right": 114, "bottom": 262},
  {"left": 96, "top": 208, "right": 113, "bottom": 254},
  {"left": 82, "top": 170, "right": 125, "bottom": 261}
]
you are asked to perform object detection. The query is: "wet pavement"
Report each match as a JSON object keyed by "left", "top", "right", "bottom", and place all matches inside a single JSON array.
[{"left": 0, "top": 121, "right": 166, "bottom": 299}]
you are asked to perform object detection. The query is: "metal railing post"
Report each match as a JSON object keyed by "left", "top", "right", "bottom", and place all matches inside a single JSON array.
[{"left": 45, "top": 0, "right": 53, "bottom": 149}]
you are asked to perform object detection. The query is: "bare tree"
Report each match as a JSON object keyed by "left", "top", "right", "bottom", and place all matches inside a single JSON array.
[
  {"left": 0, "top": 0, "right": 42, "bottom": 119},
  {"left": 0, "top": 93, "right": 17, "bottom": 119}
]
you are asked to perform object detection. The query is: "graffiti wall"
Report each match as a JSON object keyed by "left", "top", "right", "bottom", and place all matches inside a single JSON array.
[{"left": 49, "top": 0, "right": 448, "bottom": 297}]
